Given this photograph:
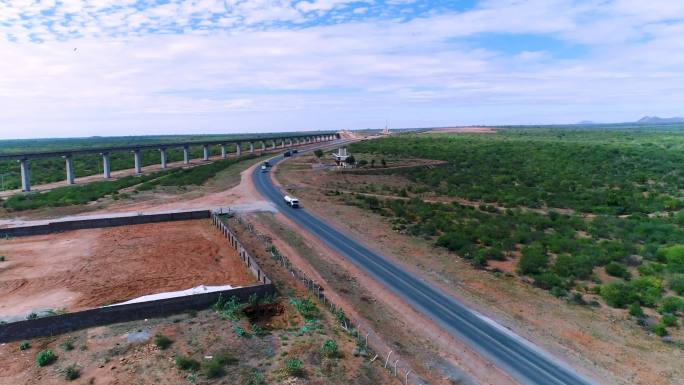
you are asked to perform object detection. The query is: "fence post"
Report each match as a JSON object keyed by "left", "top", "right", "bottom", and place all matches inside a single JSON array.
[{"left": 385, "top": 350, "right": 393, "bottom": 368}]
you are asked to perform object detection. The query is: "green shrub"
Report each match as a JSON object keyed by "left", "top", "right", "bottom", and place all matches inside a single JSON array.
[
  {"left": 201, "top": 350, "right": 237, "bottom": 379},
  {"left": 605, "top": 262, "right": 631, "bottom": 279},
  {"left": 251, "top": 323, "right": 268, "bottom": 337},
  {"left": 59, "top": 338, "right": 75, "bottom": 351},
  {"left": 553, "top": 254, "right": 594, "bottom": 279},
  {"left": 245, "top": 368, "right": 265, "bottom": 385},
  {"left": 659, "top": 296, "right": 684, "bottom": 315},
  {"left": 235, "top": 326, "right": 250, "bottom": 338},
  {"left": 19, "top": 341, "right": 30, "bottom": 351},
  {"left": 662, "top": 314, "right": 678, "bottom": 327},
  {"left": 293, "top": 298, "right": 319, "bottom": 320},
  {"left": 63, "top": 364, "right": 80, "bottom": 381},
  {"left": 628, "top": 302, "right": 644, "bottom": 317},
  {"left": 601, "top": 281, "right": 634, "bottom": 308},
  {"left": 651, "top": 323, "right": 668, "bottom": 337},
  {"left": 213, "top": 349, "right": 238, "bottom": 366},
  {"left": 36, "top": 349, "right": 57, "bottom": 366},
  {"left": 154, "top": 334, "right": 173, "bottom": 349},
  {"left": 320, "top": 339, "right": 339, "bottom": 358},
  {"left": 659, "top": 245, "right": 684, "bottom": 273},
  {"left": 669, "top": 274, "right": 684, "bottom": 295},
  {"left": 202, "top": 359, "right": 225, "bottom": 379},
  {"left": 0, "top": 256, "right": 5, "bottom": 261},
  {"left": 285, "top": 357, "right": 303, "bottom": 377},
  {"left": 517, "top": 244, "right": 549, "bottom": 275},
  {"left": 213, "top": 295, "right": 242, "bottom": 321},
  {"left": 176, "top": 355, "right": 200, "bottom": 371},
  {"left": 314, "top": 149, "right": 323, "bottom": 158}
]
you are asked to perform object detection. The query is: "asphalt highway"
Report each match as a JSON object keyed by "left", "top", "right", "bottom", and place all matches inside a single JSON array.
[{"left": 252, "top": 148, "right": 596, "bottom": 385}]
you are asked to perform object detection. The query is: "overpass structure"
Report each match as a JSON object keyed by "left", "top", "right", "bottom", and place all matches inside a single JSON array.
[{"left": 0, "top": 133, "right": 339, "bottom": 192}]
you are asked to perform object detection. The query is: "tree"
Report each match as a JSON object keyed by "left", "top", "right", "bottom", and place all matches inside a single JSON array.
[
  {"left": 517, "top": 244, "right": 549, "bottom": 275},
  {"left": 345, "top": 155, "right": 356, "bottom": 165},
  {"left": 381, "top": 159, "right": 387, "bottom": 167},
  {"left": 605, "top": 262, "right": 631, "bottom": 279},
  {"left": 314, "top": 149, "right": 323, "bottom": 158},
  {"left": 600, "top": 281, "right": 634, "bottom": 308},
  {"left": 371, "top": 159, "right": 376, "bottom": 167}
]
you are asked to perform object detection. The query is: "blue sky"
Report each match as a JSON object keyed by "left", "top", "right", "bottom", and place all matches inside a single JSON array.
[{"left": 0, "top": 0, "right": 683, "bottom": 139}]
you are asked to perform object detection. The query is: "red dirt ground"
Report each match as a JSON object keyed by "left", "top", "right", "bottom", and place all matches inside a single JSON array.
[{"left": 0, "top": 220, "right": 255, "bottom": 320}]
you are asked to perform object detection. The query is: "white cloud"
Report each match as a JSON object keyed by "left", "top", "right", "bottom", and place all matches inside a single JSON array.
[{"left": 0, "top": 0, "right": 683, "bottom": 138}]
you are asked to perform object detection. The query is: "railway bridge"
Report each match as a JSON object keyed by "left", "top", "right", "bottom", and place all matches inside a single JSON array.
[{"left": 0, "top": 133, "right": 339, "bottom": 192}]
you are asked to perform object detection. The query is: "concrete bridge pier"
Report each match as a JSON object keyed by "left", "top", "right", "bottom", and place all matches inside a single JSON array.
[
  {"left": 249, "top": 142, "right": 254, "bottom": 153},
  {"left": 260, "top": 141, "right": 266, "bottom": 151},
  {"left": 220, "top": 144, "right": 227, "bottom": 159},
  {"left": 133, "top": 150, "right": 142, "bottom": 175},
  {"left": 271, "top": 140, "right": 276, "bottom": 150},
  {"left": 280, "top": 139, "right": 285, "bottom": 148},
  {"left": 63, "top": 155, "right": 75, "bottom": 185},
  {"left": 101, "top": 153, "right": 111, "bottom": 179},
  {"left": 203, "top": 145, "right": 210, "bottom": 161},
  {"left": 183, "top": 146, "right": 190, "bottom": 165},
  {"left": 236, "top": 143, "right": 242, "bottom": 156},
  {"left": 19, "top": 158, "right": 30, "bottom": 192},
  {"left": 160, "top": 148, "right": 168, "bottom": 169}
]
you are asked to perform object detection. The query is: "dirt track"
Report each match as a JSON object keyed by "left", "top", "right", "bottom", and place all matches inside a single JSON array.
[{"left": 0, "top": 220, "right": 255, "bottom": 320}]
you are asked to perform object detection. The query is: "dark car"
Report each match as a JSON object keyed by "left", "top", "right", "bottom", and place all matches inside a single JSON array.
[{"left": 283, "top": 151, "right": 292, "bottom": 157}]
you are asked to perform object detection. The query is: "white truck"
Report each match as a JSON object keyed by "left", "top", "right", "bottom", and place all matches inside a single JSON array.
[
  {"left": 261, "top": 165, "right": 268, "bottom": 172},
  {"left": 284, "top": 195, "right": 300, "bottom": 208}
]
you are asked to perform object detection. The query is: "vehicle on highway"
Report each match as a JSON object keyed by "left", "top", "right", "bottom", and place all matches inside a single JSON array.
[
  {"left": 284, "top": 195, "right": 299, "bottom": 208},
  {"left": 284, "top": 150, "right": 292, "bottom": 157},
  {"left": 263, "top": 161, "right": 271, "bottom": 167},
  {"left": 292, "top": 149, "right": 298, "bottom": 154},
  {"left": 261, "top": 165, "right": 268, "bottom": 172}
]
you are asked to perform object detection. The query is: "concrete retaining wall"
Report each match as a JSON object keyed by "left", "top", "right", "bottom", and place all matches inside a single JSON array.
[
  {"left": 0, "top": 210, "right": 211, "bottom": 237},
  {"left": 211, "top": 214, "right": 271, "bottom": 285},
  {"left": 0, "top": 284, "right": 274, "bottom": 342}
]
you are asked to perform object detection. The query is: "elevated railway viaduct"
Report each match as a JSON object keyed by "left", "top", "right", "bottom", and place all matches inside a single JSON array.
[{"left": 0, "top": 133, "right": 339, "bottom": 192}]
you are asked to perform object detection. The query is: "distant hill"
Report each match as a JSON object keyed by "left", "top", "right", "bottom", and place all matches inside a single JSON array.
[{"left": 636, "top": 116, "right": 684, "bottom": 124}]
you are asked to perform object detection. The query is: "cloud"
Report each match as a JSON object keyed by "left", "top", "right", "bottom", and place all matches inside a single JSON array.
[{"left": 0, "top": 0, "right": 683, "bottom": 138}]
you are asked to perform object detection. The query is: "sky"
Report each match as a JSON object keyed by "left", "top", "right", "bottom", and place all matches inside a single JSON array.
[{"left": 0, "top": 0, "right": 683, "bottom": 139}]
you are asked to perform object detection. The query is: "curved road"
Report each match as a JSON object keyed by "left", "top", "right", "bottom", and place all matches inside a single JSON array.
[{"left": 253, "top": 148, "right": 596, "bottom": 385}]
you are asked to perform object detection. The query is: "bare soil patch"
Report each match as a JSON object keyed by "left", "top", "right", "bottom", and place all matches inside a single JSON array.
[{"left": 0, "top": 220, "right": 255, "bottom": 320}]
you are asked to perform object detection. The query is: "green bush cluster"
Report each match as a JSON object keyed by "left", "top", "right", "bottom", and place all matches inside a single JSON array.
[
  {"left": 201, "top": 350, "right": 238, "bottom": 379},
  {"left": 284, "top": 357, "right": 303, "bottom": 377},
  {"left": 63, "top": 364, "right": 80, "bottom": 381},
  {"left": 290, "top": 297, "right": 320, "bottom": 321},
  {"left": 154, "top": 333, "right": 173, "bottom": 349},
  {"left": 35, "top": 349, "right": 57, "bottom": 366},
  {"left": 320, "top": 339, "right": 339, "bottom": 358},
  {"left": 176, "top": 355, "right": 201, "bottom": 371}
]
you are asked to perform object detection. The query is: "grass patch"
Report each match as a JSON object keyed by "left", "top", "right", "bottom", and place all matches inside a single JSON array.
[
  {"left": 63, "top": 364, "right": 80, "bottom": 381},
  {"left": 154, "top": 333, "right": 173, "bottom": 349}
]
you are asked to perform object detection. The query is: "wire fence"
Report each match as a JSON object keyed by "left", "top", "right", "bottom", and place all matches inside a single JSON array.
[{"left": 230, "top": 215, "right": 428, "bottom": 385}]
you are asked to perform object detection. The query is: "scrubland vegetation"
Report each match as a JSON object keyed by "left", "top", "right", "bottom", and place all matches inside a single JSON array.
[{"left": 347, "top": 127, "right": 684, "bottom": 339}]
